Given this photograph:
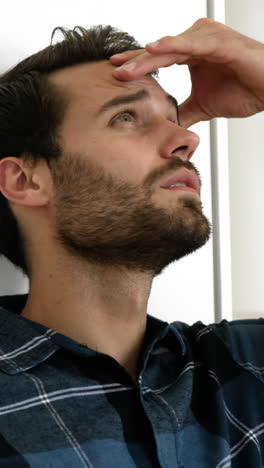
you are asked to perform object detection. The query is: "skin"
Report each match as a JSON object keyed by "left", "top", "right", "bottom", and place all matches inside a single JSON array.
[
  {"left": 0, "top": 18, "right": 263, "bottom": 383},
  {"left": 110, "top": 18, "right": 264, "bottom": 126},
  {"left": 0, "top": 61, "right": 209, "bottom": 383}
]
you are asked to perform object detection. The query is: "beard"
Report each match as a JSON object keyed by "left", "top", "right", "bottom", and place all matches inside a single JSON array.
[{"left": 50, "top": 151, "right": 211, "bottom": 277}]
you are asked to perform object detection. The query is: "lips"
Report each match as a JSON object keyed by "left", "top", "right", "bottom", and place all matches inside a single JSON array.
[{"left": 160, "top": 168, "right": 200, "bottom": 193}]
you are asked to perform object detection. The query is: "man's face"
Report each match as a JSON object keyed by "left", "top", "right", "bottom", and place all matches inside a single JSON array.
[{"left": 48, "top": 60, "right": 211, "bottom": 276}]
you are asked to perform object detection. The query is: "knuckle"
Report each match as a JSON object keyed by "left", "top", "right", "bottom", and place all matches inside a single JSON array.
[
  {"left": 194, "top": 17, "right": 214, "bottom": 26},
  {"left": 194, "top": 17, "right": 226, "bottom": 30},
  {"left": 160, "top": 35, "right": 174, "bottom": 42}
]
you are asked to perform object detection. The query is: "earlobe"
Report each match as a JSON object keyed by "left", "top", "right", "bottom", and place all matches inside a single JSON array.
[{"left": 0, "top": 157, "right": 49, "bottom": 207}]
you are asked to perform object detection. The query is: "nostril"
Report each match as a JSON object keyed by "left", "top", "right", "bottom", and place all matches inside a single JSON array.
[{"left": 172, "top": 146, "right": 188, "bottom": 154}]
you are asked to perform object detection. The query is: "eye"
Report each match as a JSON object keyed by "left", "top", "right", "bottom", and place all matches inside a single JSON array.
[{"left": 113, "top": 110, "right": 136, "bottom": 124}]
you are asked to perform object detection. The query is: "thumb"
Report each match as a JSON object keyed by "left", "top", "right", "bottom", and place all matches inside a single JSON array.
[{"left": 178, "top": 96, "right": 210, "bottom": 128}]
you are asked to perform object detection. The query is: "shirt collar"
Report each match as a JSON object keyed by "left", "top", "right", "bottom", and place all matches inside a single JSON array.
[
  {"left": 0, "top": 293, "right": 186, "bottom": 375},
  {"left": 0, "top": 294, "right": 59, "bottom": 375}
]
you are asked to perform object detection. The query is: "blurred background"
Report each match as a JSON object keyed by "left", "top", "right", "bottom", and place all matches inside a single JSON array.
[
  {"left": 225, "top": 0, "right": 264, "bottom": 321},
  {"left": 0, "top": 0, "right": 262, "bottom": 324}
]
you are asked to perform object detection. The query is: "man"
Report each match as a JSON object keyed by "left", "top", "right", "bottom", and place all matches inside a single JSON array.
[{"left": 0, "top": 18, "right": 263, "bottom": 467}]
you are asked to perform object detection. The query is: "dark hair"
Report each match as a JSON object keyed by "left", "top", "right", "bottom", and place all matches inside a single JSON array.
[{"left": 0, "top": 25, "right": 159, "bottom": 278}]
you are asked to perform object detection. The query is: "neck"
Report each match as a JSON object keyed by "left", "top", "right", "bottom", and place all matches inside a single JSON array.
[{"left": 21, "top": 254, "right": 153, "bottom": 381}]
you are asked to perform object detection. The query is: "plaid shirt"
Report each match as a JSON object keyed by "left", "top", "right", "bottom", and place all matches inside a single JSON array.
[{"left": 0, "top": 294, "right": 264, "bottom": 467}]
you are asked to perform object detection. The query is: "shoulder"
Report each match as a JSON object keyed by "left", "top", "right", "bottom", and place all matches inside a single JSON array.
[
  {"left": 171, "top": 318, "right": 264, "bottom": 380},
  {"left": 209, "top": 318, "right": 264, "bottom": 369}
]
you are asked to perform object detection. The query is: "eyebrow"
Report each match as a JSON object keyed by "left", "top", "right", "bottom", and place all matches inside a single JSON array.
[{"left": 96, "top": 88, "right": 179, "bottom": 121}]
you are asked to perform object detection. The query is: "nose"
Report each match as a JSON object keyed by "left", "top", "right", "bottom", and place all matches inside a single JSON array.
[{"left": 160, "top": 124, "right": 200, "bottom": 161}]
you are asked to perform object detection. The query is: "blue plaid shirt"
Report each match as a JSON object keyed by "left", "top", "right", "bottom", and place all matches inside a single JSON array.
[{"left": 0, "top": 293, "right": 264, "bottom": 467}]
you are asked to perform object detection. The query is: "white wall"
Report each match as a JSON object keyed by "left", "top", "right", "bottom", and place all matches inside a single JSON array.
[
  {"left": 0, "top": 0, "right": 215, "bottom": 325},
  {"left": 225, "top": 0, "right": 264, "bottom": 319}
]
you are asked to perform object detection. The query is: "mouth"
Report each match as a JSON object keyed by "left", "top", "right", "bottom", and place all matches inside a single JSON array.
[{"left": 160, "top": 168, "right": 200, "bottom": 197}]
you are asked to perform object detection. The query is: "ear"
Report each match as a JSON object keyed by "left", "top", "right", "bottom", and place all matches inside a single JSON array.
[{"left": 0, "top": 157, "right": 51, "bottom": 207}]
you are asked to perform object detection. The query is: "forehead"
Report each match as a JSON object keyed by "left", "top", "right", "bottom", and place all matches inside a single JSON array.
[{"left": 49, "top": 60, "right": 168, "bottom": 109}]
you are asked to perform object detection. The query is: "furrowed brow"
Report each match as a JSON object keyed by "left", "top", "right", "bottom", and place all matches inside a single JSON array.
[
  {"left": 96, "top": 89, "right": 148, "bottom": 116},
  {"left": 96, "top": 88, "right": 179, "bottom": 121}
]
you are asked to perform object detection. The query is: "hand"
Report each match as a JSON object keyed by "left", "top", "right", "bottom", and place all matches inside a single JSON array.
[{"left": 110, "top": 18, "right": 264, "bottom": 128}]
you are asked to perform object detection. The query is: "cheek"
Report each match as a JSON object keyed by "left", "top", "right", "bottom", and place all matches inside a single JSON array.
[
  {"left": 73, "top": 126, "right": 158, "bottom": 186},
  {"left": 96, "top": 141, "right": 154, "bottom": 185}
]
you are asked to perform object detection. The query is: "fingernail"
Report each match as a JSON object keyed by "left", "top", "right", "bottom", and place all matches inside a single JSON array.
[
  {"left": 146, "top": 40, "right": 160, "bottom": 48},
  {"left": 117, "top": 62, "right": 137, "bottom": 72}
]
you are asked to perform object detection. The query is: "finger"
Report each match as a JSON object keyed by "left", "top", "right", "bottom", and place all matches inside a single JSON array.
[
  {"left": 178, "top": 97, "right": 210, "bottom": 128},
  {"left": 109, "top": 49, "right": 145, "bottom": 65},
  {"left": 145, "top": 35, "right": 195, "bottom": 56},
  {"left": 145, "top": 19, "right": 231, "bottom": 63},
  {"left": 112, "top": 52, "right": 188, "bottom": 81}
]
